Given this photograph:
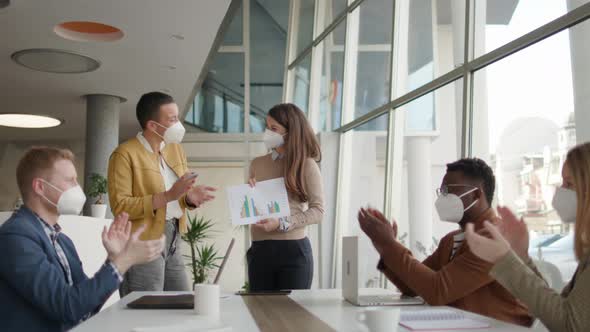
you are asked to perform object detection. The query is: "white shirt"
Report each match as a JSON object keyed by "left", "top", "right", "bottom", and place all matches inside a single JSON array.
[
  {"left": 450, "top": 232, "right": 465, "bottom": 259},
  {"left": 136, "top": 132, "right": 184, "bottom": 220}
]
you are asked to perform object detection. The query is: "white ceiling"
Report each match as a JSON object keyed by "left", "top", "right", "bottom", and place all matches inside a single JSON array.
[{"left": 0, "top": 0, "right": 231, "bottom": 141}]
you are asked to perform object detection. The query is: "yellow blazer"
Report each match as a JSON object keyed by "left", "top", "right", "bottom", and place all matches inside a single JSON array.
[{"left": 107, "top": 137, "right": 192, "bottom": 240}]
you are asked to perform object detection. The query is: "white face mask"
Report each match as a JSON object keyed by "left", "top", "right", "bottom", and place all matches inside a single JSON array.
[
  {"left": 40, "top": 180, "right": 86, "bottom": 216},
  {"left": 263, "top": 129, "right": 286, "bottom": 150},
  {"left": 152, "top": 121, "right": 185, "bottom": 144},
  {"left": 435, "top": 186, "right": 479, "bottom": 223},
  {"left": 552, "top": 187, "right": 577, "bottom": 224}
]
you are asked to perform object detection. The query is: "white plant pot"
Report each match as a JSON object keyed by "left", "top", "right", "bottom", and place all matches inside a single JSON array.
[{"left": 90, "top": 204, "right": 107, "bottom": 219}]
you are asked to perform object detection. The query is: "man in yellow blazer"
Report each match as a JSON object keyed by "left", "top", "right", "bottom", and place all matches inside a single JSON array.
[{"left": 108, "top": 92, "right": 216, "bottom": 296}]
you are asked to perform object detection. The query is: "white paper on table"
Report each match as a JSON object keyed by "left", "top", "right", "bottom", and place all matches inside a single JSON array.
[
  {"left": 399, "top": 309, "right": 491, "bottom": 331},
  {"left": 226, "top": 178, "right": 291, "bottom": 225}
]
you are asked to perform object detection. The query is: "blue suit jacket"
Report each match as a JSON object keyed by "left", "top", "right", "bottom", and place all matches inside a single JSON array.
[{"left": 0, "top": 207, "right": 119, "bottom": 332}]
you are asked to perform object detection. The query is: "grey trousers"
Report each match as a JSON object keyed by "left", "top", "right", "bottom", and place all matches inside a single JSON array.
[{"left": 119, "top": 219, "right": 190, "bottom": 297}]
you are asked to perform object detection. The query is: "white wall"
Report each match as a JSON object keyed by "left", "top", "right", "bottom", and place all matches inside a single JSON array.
[{"left": 184, "top": 160, "right": 248, "bottom": 292}]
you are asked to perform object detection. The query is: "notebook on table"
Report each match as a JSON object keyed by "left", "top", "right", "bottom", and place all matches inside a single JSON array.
[
  {"left": 399, "top": 309, "right": 491, "bottom": 331},
  {"left": 127, "top": 294, "right": 194, "bottom": 309}
]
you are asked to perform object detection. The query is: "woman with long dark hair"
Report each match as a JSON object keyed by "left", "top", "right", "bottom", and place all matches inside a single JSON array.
[{"left": 247, "top": 103, "right": 324, "bottom": 291}]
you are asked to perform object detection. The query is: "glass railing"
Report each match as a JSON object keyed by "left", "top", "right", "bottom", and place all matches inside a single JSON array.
[{"left": 185, "top": 78, "right": 267, "bottom": 133}]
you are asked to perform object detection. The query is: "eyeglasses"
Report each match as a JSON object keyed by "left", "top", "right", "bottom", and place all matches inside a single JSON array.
[{"left": 435, "top": 184, "right": 477, "bottom": 197}]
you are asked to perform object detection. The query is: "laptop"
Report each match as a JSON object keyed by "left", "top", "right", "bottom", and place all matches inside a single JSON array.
[
  {"left": 127, "top": 238, "right": 236, "bottom": 309},
  {"left": 342, "top": 236, "right": 424, "bottom": 306}
]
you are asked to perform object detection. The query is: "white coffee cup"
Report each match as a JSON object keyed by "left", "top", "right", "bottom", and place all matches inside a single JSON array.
[
  {"left": 194, "top": 283, "right": 220, "bottom": 320},
  {"left": 357, "top": 308, "right": 400, "bottom": 332}
]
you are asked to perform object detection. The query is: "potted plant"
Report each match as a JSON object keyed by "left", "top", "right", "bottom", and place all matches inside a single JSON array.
[
  {"left": 86, "top": 173, "right": 108, "bottom": 218},
  {"left": 181, "top": 213, "right": 223, "bottom": 285}
]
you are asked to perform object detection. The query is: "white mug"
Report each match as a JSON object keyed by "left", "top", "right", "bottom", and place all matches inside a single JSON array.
[
  {"left": 357, "top": 308, "right": 400, "bottom": 332},
  {"left": 194, "top": 283, "right": 220, "bottom": 320}
]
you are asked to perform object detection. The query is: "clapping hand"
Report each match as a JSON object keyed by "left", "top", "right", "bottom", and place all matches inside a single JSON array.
[
  {"left": 167, "top": 172, "right": 198, "bottom": 201},
  {"left": 357, "top": 207, "right": 397, "bottom": 256},
  {"left": 110, "top": 224, "right": 166, "bottom": 274},
  {"left": 465, "top": 221, "right": 511, "bottom": 264},
  {"left": 496, "top": 206, "right": 530, "bottom": 260},
  {"left": 187, "top": 185, "right": 217, "bottom": 207},
  {"left": 102, "top": 212, "right": 131, "bottom": 259}
]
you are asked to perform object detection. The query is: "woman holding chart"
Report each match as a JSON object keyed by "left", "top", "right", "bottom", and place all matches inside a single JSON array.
[{"left": 247, "top": 103, "right": 324, "bottom": 291}]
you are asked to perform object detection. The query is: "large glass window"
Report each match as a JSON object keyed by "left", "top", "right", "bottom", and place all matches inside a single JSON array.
[
  {"left": 389, "top": 81, "right": 462, "bottom": 270},
  {"left": 336, "top": 113, "right": 389, "bottom": 288},
  {"left": 321, "top": 0, "right": 348, "bottom": 30},
  {"left": 294, "top": 0, "right": 317, "bottom": 56},
  {"left": 319, "top": 20, "right": 346, "bottom": 131},
  {"left": 292, "top": 54, "right": 312, "bottom": 114},
  {"left": 186, "top": 0, "right": 291, "bottom": 134},
  {"left": 476, "top": 0, "right": 589, "bottom": 57},
  {"left": 472, "top": 21, "right": 584, "bottom": 290},
  {"left": 250, "top": 0, "right": 290, "bottom": 132},
  {"left": 222, "top": 3, "right": 243, "bottom": 46},
  {"left": 353, "top": 0, "right": 394, "bottom": 120},
  {"left": 186, "top": 53, "right": 245, "bottom": 133},
  {"left": 394, "top": 0, "right": 465, "bottom": 97}
]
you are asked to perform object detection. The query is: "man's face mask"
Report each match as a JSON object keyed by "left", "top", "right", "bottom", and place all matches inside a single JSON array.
[
  {"left": 435, "top": 184, "right": 479, "bottom": 223},
  {"left": 39, "top": 179, "right": 86, "bottom": 216},
  {"left": 151, "top": 120, "right": 185, "bottom": 144}
]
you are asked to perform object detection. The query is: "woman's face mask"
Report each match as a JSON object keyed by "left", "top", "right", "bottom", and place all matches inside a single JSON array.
[
  {"left": 435, "top": 184, "right": 479, "bottom": 223},
  {"left": 552, "top": 186, "right": 577, "bottom": 224},
  {"left": 40, "top": 180, "right": 86, "bottom": 216},
  {"left": 263, "top": 129, "right": 287, "bottom": 150}
]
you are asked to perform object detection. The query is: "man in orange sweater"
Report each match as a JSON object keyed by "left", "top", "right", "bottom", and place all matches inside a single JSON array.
[{"left": 358, "top": 158, "right": 535, "bottom": 326}]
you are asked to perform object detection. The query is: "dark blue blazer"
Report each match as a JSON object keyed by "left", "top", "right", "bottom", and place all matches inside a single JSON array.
[{"left": 0, "top": 207, "right": 119, "bottom": 332}]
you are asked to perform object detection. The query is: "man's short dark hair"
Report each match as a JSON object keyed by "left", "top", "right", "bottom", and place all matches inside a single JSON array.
[
  {"left": 136, "top": 92, "right": 175, "bottom": 129},
  {"left": 446, "top": 158, "right": 495, "bottom": 205}
]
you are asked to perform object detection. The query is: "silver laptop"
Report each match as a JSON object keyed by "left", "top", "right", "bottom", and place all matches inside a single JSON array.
[{"left": 342, "top": 236, "right": 424, "bottom": 306}]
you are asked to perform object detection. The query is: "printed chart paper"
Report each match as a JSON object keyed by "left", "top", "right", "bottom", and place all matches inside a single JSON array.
[{"left": 226, "top": 178, "right": 291, "bottom": 225}]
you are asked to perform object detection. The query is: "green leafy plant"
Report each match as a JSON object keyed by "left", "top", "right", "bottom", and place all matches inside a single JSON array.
[
  {"left": 86, "top": 173, "right": 107, "bottom": 204},
  {"left": 181, "top": 214, "right": 223, "bottom": 285},
  {"left": 193, "top": 244, "right": 223, "bottom": 284},
  {"left": 241, "top": 281, "right": 250, "bottom": 292}
]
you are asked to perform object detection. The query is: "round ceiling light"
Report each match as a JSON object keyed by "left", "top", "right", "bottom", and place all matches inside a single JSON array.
[
  {"left": 54, "top": 21, "right": 124, "bottom": 42},
  {"left": 0, "top": 114, "right": 62, "bottom": 128},
  {"left": 11, "top": 48, "right": 100, "bottom": 73}
]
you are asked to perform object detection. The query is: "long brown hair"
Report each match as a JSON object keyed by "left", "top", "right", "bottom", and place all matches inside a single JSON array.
[
  {"left": 268, "top": 103, "right": 321, "bottom": 202},
  {"left": 565, "top": 142, "right": 590, "bottom": 261}
]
